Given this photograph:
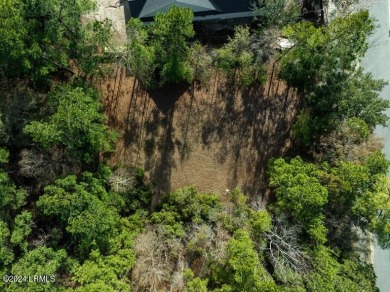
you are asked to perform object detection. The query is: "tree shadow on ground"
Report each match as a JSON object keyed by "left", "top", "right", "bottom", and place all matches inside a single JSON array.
[
  {"left": 143, "top": 82, "right": 189, "bottom": 204},
  {"left": 103, "top": 67, "right": 299, "bottom": 204},
  {"left": 105, "top": 77, "right": 190, "bottom": 204},
  {"left": 197, "top": 72, "right": 299, "bottom": 202}
]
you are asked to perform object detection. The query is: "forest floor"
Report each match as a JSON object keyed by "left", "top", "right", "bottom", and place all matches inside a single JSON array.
[{"left": 101, "top": 66, "right": 300, "bottom": 205}]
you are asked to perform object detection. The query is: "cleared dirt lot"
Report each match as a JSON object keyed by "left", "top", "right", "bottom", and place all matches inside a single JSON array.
[
  {"left": 89, "top": 1, "right": 300, "bottom": 202},
  {"left": 101, "top": 66, "right": 299, "bottom": 204}
]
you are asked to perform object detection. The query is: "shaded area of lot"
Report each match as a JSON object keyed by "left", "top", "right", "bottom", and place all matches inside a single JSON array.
[{"left": 102, "top": 66, "right": 299, "bottom": 204}]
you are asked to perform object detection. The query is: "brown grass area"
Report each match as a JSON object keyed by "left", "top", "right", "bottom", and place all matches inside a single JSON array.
[{"left": 101, "top": 66, "right": 300, "bottom": 204}]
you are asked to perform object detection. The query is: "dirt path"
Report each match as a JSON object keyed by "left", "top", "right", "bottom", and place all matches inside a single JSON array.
[{"left": 102, "top": 66, "right": 299, "bottom": 204}]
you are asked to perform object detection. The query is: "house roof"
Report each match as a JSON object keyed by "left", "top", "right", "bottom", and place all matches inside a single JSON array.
[
  {"left": 138, "top": 0, "right": 220, "bottom": 18},
  {"left": 128, "top": 0, "right": 254, "bottom": 21}
]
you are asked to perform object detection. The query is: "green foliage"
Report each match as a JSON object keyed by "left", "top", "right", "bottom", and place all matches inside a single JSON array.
[
  {"left": 72, "top": 210, "right": 145, "bottom": 290},
  {"left": 76, "top": 18, "right": 115, "bottom": 79},
  {"left": 0, "top": 0, "right": 101, "bottom": 86},
  {"left": 152, "top": 186, "right": 221, "bottom": 229},
  {"left": 304, "top": 246, "right": 378, "bottom": 292},
  {"left": 280, "top": 11, "right": 389, "bottom": 137},
  {"left": 33, "top": 170, "right": 145, "bottom": 290},
  {"left": 364, "top": 151, "right": 390, "bottom": 176},
  {"left": 216, "top": 229, "right": 276, "bottom": 292},
  {"left": 333, "top": 69, "right": 389, "bottom": 128},
  {"left": 0, "top": 116, "right": 8, "bottom": 146},
  {"left": 279, "top": 21, "right": 328, "bottom": 89},
  {"left": 150, "top": 6, "right": 195, "bottom": 86},
  {"left": 0, "top": 220, "right": 14, "bottom": 266},
  {"left": 36, "top": 167, "right": 146, "bottom": 262},
  {"left": 251, "top": 210, "right": 272, "bottom": 236},
  {"left": 281, "top": 10, "right": 374, "bottom": 89},
  {"left": 254, "top": 0, "right": 300, "bottom": 29},
  {"left": 221, "top": 189, "right": 252, "bottom": 232},
  {"left": 352, "top": 174, "right": 390, "bottom": 243},
  {"left": 374, "top": 210, "right": 390, "bottom": 249},
  {"left": 184, "top": 269, "right": 209, "bottom": 292},
  {"left": 0, "top": 150, "right": 28, "bottom": 223},
  {"left": 345, "top": 117, "right": 370, "bottom": 141},
  {"left": 0, "top": 0, "right": 31, "bottom": 79},
  {"left": 125, "top": 7, "right": 203, "bottom": 87},
  {"left": 220, "top": 189, "right": 272, "bottom": 237},
  {"left": 267, "top": 156, "right": 390, "bottom": 250},
  {"left": 269, "top": 157, "right": 328, "bottom": 244},
  {"left": 73, "top": 249, "right": 134, "bottom": 291},
  {"left": 0, "top": 149, "right": 29, "bottom": 271},
  {"left": 292, "top": 110, "right": 312, "bottom": 147},
  {"left": 322, "top": 162, "right": 378, "bottom": 226},
  {"left": 216, "top": 26, "right": 266, "bottom": 87},
  {"left": 269, "top": 156, "right": 390, "bottom": 248},
  {"left": 6, "top": 247, "right": 75, "bottom": 291},
  {"left": 37, "top": 173, "right": 121, "bottom": 257},
  {"left": 187, "top": 42, "right": 213, "bottom": 85},
  {"left": 125, "top": 18, "right": 155, "bottom": 87},
  {"left": 24, "top": 86, "right": 117, "bottom": 163},
  {"left": 0, "top": 0, "right": 116, "bottom": 88},
  {"left": 10, "top": 211, "right": 33, "bottom": 253}
]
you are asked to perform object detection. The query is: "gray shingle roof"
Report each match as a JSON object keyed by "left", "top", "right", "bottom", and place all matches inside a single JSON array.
[{"left": 138, "top": 0, "right": 220, "bottom": 18}]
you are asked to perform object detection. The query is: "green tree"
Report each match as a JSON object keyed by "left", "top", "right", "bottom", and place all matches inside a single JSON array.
[
  {"left": 304, "top": 246, "right": 378, "bottom": 292},
  {"left": 150, "top": 6, "right": 195, "bottom": 86},
  {"left": 24, "top": 86, "right": 117, "bottom": 163},
  {"left": 0, "top": 0, "right": 27, "bottom": 78},
  {"left": 36, "top": 172, "right": 121, "bottom": 257},
  {"left": 0, "top": 149, "right": 28, "bottom": 277},
  {"left": 186, "top": 42, "right": 213, "bottom": 85},
  {"left": 184, "top": 269, "right": 209, "bottom": 292},
  {"left": 151, "top": 186, "right": 221, "bottom": 236},
  {"left": 216, "top": 26, "right": 266, "bottom": 87},
  {"left": 321, "top": 161, "right": 390, "bottom": 249},
  {"left": 279, "top": 10, "right": 388, "bottom": 137},
  {"left": 10, "top": 211, "right": 33, "bottom": 253},
  {"left": 0, "top": 0, "right": 113, "bottom": 87},
  {"left": 269, "top": 157, "right": 328, "bottom": 244},
  {"left": 124, "top": 7, "right": 211, "bottom": 88},
  {"left": 0, "top": 149, "right": 29, "bottom": 272},
  {"left": 72, "top": 208, "right": 146, "bottom": 290},
  {"left": 6, "top": 247, "right": 76, "bottom": 292},
  {"left": 0, "top": 149, "right": 28, "bottom": 223},
  {"left": 73, "top": 249, "right": 134, "bottom": 291},
  {"left": 125, "top": 18, "right": 155, "bottom": 88},
  {"left": 75, "top": 18, "right": 115, "bottom": 80},
  {"left": 254, "top": 0, "right": 299, "bottom": 29},
  {"left": 0, "top": 220, "right": 14, "bottom": 268},
  {"left": 214, "top": 229, "right": 276, "bottom": 292}
]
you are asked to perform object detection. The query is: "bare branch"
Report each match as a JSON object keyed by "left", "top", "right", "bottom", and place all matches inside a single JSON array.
[{"left": 265, "top": 215, "right": 311, "bottom": 281}]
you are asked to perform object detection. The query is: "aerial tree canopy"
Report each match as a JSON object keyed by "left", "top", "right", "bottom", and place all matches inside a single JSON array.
[
  {"left": 24, "top": 86, "right": 117, "bottom": 163},
  {"left": 280, "top": 10, "right": 389, "bottom": 138},
  {"left": 125, "top": 6, "right": 197, "bottom": 87}
]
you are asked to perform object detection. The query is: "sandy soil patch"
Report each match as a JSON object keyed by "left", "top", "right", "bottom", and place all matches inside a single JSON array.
[{"left": 85, "top": 0, "right": 129, "bottom": 46}]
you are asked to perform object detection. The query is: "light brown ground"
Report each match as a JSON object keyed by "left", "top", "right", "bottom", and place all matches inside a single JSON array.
[
  {"left": 84, "top": 0, "right": 129, "bottom": 46},
  {"left": 101, "top": 66, "right": 299, "bottom": 204}
]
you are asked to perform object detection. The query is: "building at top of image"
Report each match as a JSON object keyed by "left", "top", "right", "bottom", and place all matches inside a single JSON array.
[{"left": 127, "top": 0, "right": 254, "bottom": 23}]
